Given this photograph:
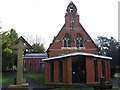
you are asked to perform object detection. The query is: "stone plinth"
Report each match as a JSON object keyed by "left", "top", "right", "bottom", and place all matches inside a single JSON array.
[
  {"left": 9, "top": 36, "right": 32, "bottom": 89},
  {"left": 8, "top": 83, "right": 33, "bottom": 90}
]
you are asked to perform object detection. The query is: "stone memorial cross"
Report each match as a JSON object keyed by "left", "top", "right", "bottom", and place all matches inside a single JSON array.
[{"left": 9, "top": 36, "right": 32, "bottom": 85}]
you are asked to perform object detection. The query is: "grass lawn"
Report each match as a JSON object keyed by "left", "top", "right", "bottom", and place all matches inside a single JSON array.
[
  {"left": 23, "top": 73, "right": 45, "bottom": 85},
  {"left": 51, "top": 88, "right": 93, "bottom": 90},
  {"left": 51, "top": 87, "right": 120, "bottom": 90},
  {"left": 1, "top": 76, "right": 14, "bottom": 84}
]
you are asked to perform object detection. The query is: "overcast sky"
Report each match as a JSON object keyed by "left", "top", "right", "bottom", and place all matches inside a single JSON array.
[{"left": 0, "top": 0, "right": 119, "bottom": 48}]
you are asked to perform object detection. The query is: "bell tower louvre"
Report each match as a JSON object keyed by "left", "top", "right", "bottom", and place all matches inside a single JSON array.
[{"left": 47, "top": 1, "right": 99, "bottom": 58}]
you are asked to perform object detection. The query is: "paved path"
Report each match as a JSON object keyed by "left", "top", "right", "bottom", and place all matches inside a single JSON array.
[{"left": 111, "top": 78, "right": 120, "bottom": 87}]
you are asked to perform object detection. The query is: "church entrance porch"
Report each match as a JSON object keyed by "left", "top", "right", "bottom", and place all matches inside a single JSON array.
[
  {"left": 72, "top": 56, "right": 86, "bottom": 83},
  {"left": 43, "top": 52, "right": 111, "bottom": 84}
]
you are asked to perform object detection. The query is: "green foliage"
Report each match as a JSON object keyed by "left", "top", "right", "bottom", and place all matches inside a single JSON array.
[
  {"left": 1, "top": 31, "right": 12, "bottom": 53},
  {"left": 30, "top": 43, "right": 45, "bottom": 53},
  {"left": 1, "top": 76, "right": 14, "bottom": 84},
  {"left": 9, "top": 28, "right": 18, "bottom": 43},
  {"left": 1, "top": 29, "right": 18, "bottom": 70},
  {"left": 96, "top": 36, "right": 119, "bottom": 55},
  {"left": 96, "top": 36, "right": 119, "bottom": 67},
  {"left": 23, "top": 73, "right": 45, "bottom": 85},
  {"left": 114, "top": 73, "right": 120, "bottom": 79}
]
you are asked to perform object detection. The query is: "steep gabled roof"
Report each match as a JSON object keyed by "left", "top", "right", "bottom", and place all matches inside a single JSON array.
[{"left": 80, "top": 23, "right": 100, "bottom": 50}]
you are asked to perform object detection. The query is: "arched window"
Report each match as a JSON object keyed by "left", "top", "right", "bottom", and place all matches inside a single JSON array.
[
  {"left": 63, "top": 36, "right": 71, "bottom": 47},
  {"left": 75, "top": 36, "right": 83, "bottom": 48},
  {"left": 80, "top": 39, "right": 83, "bottom": 47}
]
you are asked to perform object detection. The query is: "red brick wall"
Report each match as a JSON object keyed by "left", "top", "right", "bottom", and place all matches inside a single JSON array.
[
  {"left": 108, "top": 60, "right": 111, "bottom": 81},
  {"left": 45, "top": 57, "right": 72, "bottom": 84},
  {"left": 45, "top": 61, "right": 50, "bottom": 83},
  {"left": 47, "top": 2, "right": 99, "bottom": 58},
  {"left": 23, "top": 58, "right": 45, "bottom": 73},
  {"left": 63, "top": 58, "right": 67, "bottom": 83},
  {"left": 67, "top": 57, "right": 72, "bottom": 83},
  {"left": 25, "top": 59, "right": 29, "bottom": 73},
  {"left": 31, "top": 59, "right": 34, "bottom": 73},
  {"left": 49, "top": 50, "right": 98, "bottom": 58},
  {"left": 97, "top": 59, "right": 103, "bottom": 82},
  {"left": 86, "top": 57, "right": 95, "bottom": 83},
  {"left": 48, "top": 30, "right": 99, "bottom": 57},
  {"left": 54, "top": 60, "right": 59, "bottom": 83},
  {"left": 105, "top": 60, "right": 111, "bottom": 81},
  {"left": 45, "top": 62, "right": 48, "bottom": 83},
  {"left": 105, "top": 60, "right": 108, "bottom": 81},
  {"left": 45, "top": 57, "right": 111, "bottom": 84},
  {"left": 36, "top": 59, "right": 40, "bottom": 73}
]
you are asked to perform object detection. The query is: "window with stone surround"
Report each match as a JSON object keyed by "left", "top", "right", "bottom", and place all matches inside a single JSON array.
[
  {"left": 63, "top": 36, "right": 71, "bottom": 47},
  {"left": 75, "top": 36, "right": 83, "bottom": 48}
]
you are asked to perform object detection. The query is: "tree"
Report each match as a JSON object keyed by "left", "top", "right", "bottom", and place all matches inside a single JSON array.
[
  {"left": 95, "top": 36, "right": 119, "bottom": 67},
  {"left": 9, "top": 28, "right": 18, "bottom": 43},
  {"left": 1, "top": 31, "right": 11, "bottom": 53},
  {"left": 25, "top": 43, "right": 45, "bottom": 53},
  {"left": 23, "top": 34, "right": 46, "bottom": 53},
  {"left": 31, "top": 43, "right": 45, "bottom": 53},
  {"left": 24, "top": 34, "right": 45, "bottom": 46},
  {"left": 2, "top": 29, "right": 18, "bottom": 70}
]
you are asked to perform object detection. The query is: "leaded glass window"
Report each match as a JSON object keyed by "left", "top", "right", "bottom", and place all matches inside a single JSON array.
[
  {"left": 63, "top": 36, "right": 71, "bottom": 47},
  {"left": 75, "top": 36, "right": 83, "bottom": 48}
]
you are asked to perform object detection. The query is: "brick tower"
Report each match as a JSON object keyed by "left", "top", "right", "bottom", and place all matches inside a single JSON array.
[
  {"left": 43, "top": 2, "right": 111, "bottom": 84},
  {"left": 47, "top": 1, "right": 99, "bottom": 58}
]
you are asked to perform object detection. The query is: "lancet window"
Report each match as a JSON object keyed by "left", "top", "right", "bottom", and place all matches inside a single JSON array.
[
  {"left": 75, "top": 36, "right": 83, "bottom": 48},
  {"left": 63, "top": 36, "right": 71, "bottom": 47}
]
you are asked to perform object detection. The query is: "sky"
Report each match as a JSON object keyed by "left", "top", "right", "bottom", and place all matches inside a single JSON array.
[{"left": 0, "top": 0, "right": 119, "bottom": 49}]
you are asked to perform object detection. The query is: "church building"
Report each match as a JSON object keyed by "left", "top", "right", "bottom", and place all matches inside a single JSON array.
[
  {"left": 23, "top": 53, "right": 48, "bottom": 73},
  {"left": 43, "top": 2, "right": 112, "bottom": 84}
]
